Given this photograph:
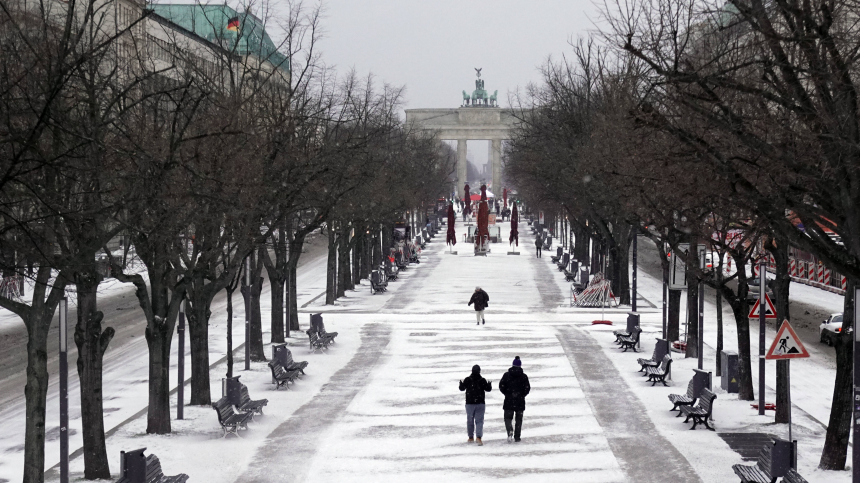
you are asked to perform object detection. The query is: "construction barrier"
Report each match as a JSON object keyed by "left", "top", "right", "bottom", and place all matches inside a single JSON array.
[
  {"left": 843, "top": 275, "right": 848, "bottom": 291},
  {"left": 823, "top": 267, "right": 831, "bottom": 286},
  {"left": 789, "top": 258, "right": 797, "bottom": 277},
  {"left": 808, "top": 262, "right": 816, "bottom": 282}
]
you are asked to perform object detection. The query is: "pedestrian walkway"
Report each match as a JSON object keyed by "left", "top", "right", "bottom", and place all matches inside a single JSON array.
[{"left": 235, "top": 223, "right": 701, "bottom": 482}]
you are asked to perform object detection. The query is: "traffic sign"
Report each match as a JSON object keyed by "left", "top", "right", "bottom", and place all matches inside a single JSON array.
[
  {"left": 766, "top": 320, "right": 810, "bottom": 360},
  {"left": 748, "top": 294, "right": 777, "bottom": 319}
]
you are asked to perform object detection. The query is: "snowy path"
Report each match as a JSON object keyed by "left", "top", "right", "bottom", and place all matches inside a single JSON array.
[{"left": 231, "top": 224, "right": 698, "bottom": 482}]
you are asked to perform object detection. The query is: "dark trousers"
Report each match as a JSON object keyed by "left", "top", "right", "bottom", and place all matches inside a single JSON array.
[
  {"left": 504, "top": 409, "right": 523, "bottom": 439},
  {"left": 536, "top": 247, "right": 542, "bottom": 258}
]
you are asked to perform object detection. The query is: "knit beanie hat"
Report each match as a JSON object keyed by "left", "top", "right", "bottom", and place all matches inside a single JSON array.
[
  {"left": 472, "top": 364, "right": 481, "bottom": 374},
  {"left": 512, "top": 356, "right": 521, "bottom": 367}
]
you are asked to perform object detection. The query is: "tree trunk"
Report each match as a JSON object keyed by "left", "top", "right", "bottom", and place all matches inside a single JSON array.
[
  {"left": 187, "top": 284, "right": 212, "bottom": 405},
  {"left": 19, "top": 266, "right": 66, "bottom": 483},
  {"left": 731, "top": 299, "right": 755, "bottom": 401},
  {"left": 73, "top": 266, "right": 112, "bottom": 479},
  {"left": 326, "top": 227, "right": 337, "bottom": 304},
  {"left": 145, "top": 311, "right": 173, "bottom": 434},
  {"left": 668, "top": 289, "right": 681, "bottom": 342},
  {"left": 244, "top": 248, "right": 266, "bottom": 362},
  {"left": 819, "top": 279, "right": 854, "bottom": 470},
  {"left": 338, "top": 226, "right": 351, "bottom": 295},
  {"left": 269, "top": 276, "right": 285, "bottom": 342},
  {"left": 771, "top": 240, "right": 791, "bottom": 424},
  {"left": 610, "top": 223, "right": 631, "bottom": 305}
]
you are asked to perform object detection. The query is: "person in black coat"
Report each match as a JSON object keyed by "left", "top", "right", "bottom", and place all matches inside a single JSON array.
[
  {"left": 467, "top": 286, "right": 489, "bottom": 325},
  {"left": 459, "top": 364, "right": 492, "bottom": 445},
  {"left": 534, "top": 236, "right": 542, "bottom": 258},
  {"left": 499, "top": 356, "right": 530, "bottom": 442}
]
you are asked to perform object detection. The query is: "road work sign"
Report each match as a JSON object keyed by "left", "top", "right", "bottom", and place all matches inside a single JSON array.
[{"left": 766, "top": 320, "right": 810, "bottom": 360}]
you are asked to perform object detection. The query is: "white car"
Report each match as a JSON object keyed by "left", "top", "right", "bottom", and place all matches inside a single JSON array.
[{"left": 820, "top": 313, "right": 848, "bottom": 345}]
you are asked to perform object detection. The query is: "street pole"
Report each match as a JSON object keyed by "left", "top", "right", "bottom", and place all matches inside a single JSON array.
[
  {"left": 852, "top": 286, "right": 860, "bottom": 480},
  {"left": 285, "top": 244, "right": 291, "bottom": 339},
  {"left": 177, "top": 299, "right": 185, "bottom": 420},
  {"left": 632, "top": 227, "right": 638, "bottom": 312},
  {"left": 758, "top": 256, "right": 766, "bottom": 416},
  {"left": 245, "top": 255, "right": 250, "bottom": 371},
  {"left": 698, "top": 247, "right": 705, "bottom": 370},
  {"left": 59, "top": 297, "right": 68, "bottom": 483}
]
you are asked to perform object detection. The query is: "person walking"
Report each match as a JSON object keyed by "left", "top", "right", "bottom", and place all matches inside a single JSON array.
[
  {"left": 459, "top": 364, "right": 492, "bottom": 445},
  {"left": 468, "top": 286, "right": 489, "bottom": 325},
  {"left": 499, "top": 356, "right": 530, "bottom": 443},
  {"left": 535, "top": 236, "right": 542, "bottom": 258}
]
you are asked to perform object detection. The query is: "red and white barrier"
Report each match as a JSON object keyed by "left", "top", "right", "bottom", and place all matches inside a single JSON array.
[
  {"left": 842, "top": 275, "right": 848, "bottom": 291},
  {"left": 753, "top": 264, "right": 760, "bottom": 277},
  {"left": 808, "top": 262, "right": 816, "bottom": 282},
  {"left": 789, "top": 258, "right": 797, "bottom": 277},
  {"left": 817, "top": 262, "right": 824, "bottom": 284},
  {"left": 823, "top": 267, "right": 831, "bottom": 286}
]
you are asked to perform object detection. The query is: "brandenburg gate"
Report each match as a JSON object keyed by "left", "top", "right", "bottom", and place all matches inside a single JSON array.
[{"left": 405, "top": 69, "right": 517, "bottom": 197}]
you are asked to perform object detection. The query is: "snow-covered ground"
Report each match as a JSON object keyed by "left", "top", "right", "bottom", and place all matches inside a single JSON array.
[{"left": 0, "top": 220, "right": 849, "bottom": 482}]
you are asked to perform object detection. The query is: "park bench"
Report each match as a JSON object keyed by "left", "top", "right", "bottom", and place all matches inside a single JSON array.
[
  {"left": 732, "top": 440, "right": 798, "bottom": 483},
  {"left": 557, "top": 253, "right": 570, "bottom": 272},
  {"left": 394, "top": 251, "right": 408, "bottom": 269},
  {"left": 542, "top": 235, "right": 553, "bottom": 251},
  {"left": 668, "top": 378, "right": 697, "bottom": 413},
  {"left": 782, "top": 468, "right": 808, "bottom": 483},
  {"left": 211, "top": 397, "right": 253, "bottom": 437},
  {"left": 267, "top": 360, "right": 302, "bottom": 389},
  {"left": 618, "top": 327, "right": 642, "bottom": 352},
  {"left": 370, "top": 270, "right": 387, "bottom": 294},
  {"left": 116, "top": 448, "right": 188, "bottom": 483},
  {"left": 637, "top": 338, "right": 669, "bottom": 372},
  {"left": 280, "top": 347, "right": 308, "bottom": 374},
  {"left": 645, "top": 354, "right": 673, "bottom": 386},
  {"left": 550, "top": 247, "right": 563, "bottom": 263},
  {"left": 384, "top": 261, "right": 398, "bottom": 281},
  {"left": 680, "top": 388, "right": 717, "bottom": 430},
  {"left": 310, "top": 313, "right": 338, "bottom": 344},
  {"left": 237, "top": 385, "right": 268, "bottom": 416},
  {"left": 306, "top": 329, "right": 329, "bottom": 353}
]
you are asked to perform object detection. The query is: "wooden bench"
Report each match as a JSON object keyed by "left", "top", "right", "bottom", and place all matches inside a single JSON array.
[
  {"left": 782, "top": 468, "right": 808, "bottom": 483},
  {"left": 645, "top": 354, "right": 672, "bottom": 386},
  {"left": 638, "top": 338, "right": 669, "bottom": 373},
  {"left": 370, "top": 270, "right": 387, "bottom": 294},
  {"left": 668, "top": 378, "right": 696, "bottom": 413},
  {"left": 237, "top": 385, "right": 267, "bottom": 416},
  {"left": 680, "top": 388, "right": 716, "bottom": 430},
  {"left": 637, "top": 344, "right": 661, "bottom": 371},
  {"left": 281, "top": 347, "right": 308, "bottom": 374},
  {"left": 116, "top": 448, "right": 188, "bottom": 483},
  {"left": 267, "top": 361, "right": 301, "bottom": 389},
  {"left": 618, "top": 327, "right": 642, "bottom": 352},
  {"left": 732, "top": 440, "right": 798, "bottom": 483},
  {"left": 211, "top": 398, "right": 253, "bottom": 438}
]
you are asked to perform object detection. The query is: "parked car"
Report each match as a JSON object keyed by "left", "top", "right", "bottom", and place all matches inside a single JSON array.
[
  {"left": 820, "top": 313, "right": 849, "bottom": 345},
  {"left": 744, "top": 276, "right": 774, "bottom": 302}
]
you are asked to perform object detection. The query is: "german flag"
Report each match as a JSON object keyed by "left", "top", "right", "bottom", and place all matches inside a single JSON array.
[{"left": 226, "top": 16, "right": 240, "bottom": 32}]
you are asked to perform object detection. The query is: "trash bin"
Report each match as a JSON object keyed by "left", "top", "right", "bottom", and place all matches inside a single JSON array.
[{"left": 721, "top": 350, "right": 739, "bottom": 393}]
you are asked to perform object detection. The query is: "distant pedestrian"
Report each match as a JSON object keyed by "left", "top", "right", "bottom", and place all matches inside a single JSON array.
[
  {"left": 535, "top": 236, "right": 542, "bottom": 258},
  {"left": 468, "top": 286, "right": 489, "bottom": 325},
  {"left": 499, "top": 356, "right": 530, "bottom": 443},
  {"left": 459, "top": 364, "right": 492, "bottom": 445}
]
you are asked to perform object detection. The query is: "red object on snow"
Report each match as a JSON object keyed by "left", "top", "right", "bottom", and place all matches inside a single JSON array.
[
  {"left": 463, "top": 184, "right": 472, "bottom": 215},
  {"left": 509, "top": 203, "right": 519, "bottom": 246},
  {"left": 446, "top": 204, "right": 456, "bottom": 246},
  {"left": 591, "top": 320, "right": 613, "bottom": 325},
  {"left": 503, "top": 188, "right": 508, "bottom": 208},
  {"left": 750, "top": 403, "right": 776, "bottom": 411},
  {"left": 476, "top": 186, "right": 490, "bottom": 247}
]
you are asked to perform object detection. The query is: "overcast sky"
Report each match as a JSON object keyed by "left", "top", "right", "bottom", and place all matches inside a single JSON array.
[{"left": 314, "top": 0, "right": 602, "bottom": 110}]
